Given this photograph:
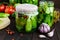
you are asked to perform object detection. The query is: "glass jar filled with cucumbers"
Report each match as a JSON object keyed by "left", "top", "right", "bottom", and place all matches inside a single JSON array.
[
  {"left": 15, "top": 4, "right": 38, "bottom": 32},
  {"left": 38, "top": 1, "right": 54, "bottom": 27},
  {"left": 38, "top": 1, "right": 55, "bottom": 37}
]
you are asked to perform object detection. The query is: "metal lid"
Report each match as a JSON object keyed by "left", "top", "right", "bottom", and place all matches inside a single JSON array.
[{"left": 16, "top": 4, "right": 38, "bottom": 14}]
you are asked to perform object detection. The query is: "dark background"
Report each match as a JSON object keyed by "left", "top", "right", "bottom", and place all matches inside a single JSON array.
[{"left": 53, "top": 0, "right": 60, "bottom": 9}]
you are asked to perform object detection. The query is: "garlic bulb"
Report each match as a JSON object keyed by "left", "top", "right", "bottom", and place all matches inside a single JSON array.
[{"left": 39, "top": 23, "right": 50, "bottom": 33}]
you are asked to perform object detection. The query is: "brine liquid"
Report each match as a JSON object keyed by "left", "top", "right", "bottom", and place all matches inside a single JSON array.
[
  {"left": 16, "top": 13, "right": 27, "bottom": 32},
  {"left": 16, "top": 13, "right": 37, "bottom": 32}
]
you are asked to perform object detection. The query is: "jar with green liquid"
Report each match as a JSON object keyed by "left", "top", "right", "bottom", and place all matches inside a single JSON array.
[
  {"left": 15, "top": 4, "right": 38, "bottom": 32},
  {"left": 38, "top": 1, "right": 55, "bottom": 38}
]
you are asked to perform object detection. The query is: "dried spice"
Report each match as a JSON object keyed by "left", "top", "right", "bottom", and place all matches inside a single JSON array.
[
  {"left": 20, "top": 33, "right": 24, "bottom": 37},
  {"left": 11, "top": 38, "right": 15, "bottom": 40},
  {"left": 5, "top": 29, "right": 15, "bottom": 35}
]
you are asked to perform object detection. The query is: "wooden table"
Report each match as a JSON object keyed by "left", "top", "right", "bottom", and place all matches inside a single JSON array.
[{"left": 0, "top": 16, "right": 60, "bottom": 40}]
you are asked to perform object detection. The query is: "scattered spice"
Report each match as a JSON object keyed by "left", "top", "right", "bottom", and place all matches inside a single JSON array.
[
  {"left": 10, "top": 31, "right": 13, "bottom": 35},
  {"left": 20, "top": 33, "right": 24, "bottom": 37},
  {"left": 5, "top": 29, "right": 15, "bottom": 35},
  {"left": 6, "top": 29, "right": 10, "bottom": 32},
  {"left": 7, "top": 31, "right": 10, "bottom": 34},
  {"left": 11, "top": 38, "right": 15, "bottom": 40}
]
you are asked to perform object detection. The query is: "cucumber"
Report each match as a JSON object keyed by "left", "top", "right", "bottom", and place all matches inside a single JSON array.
[
  {"left": 16, "top": 17, "right": 26, "bottom": 32},
  {"left": 9, "top": 0, "right": 15, "bottom": 4},
  {"left": 25, "top": 18, "right": 32, "bottom": 32},
  {"left": 9, "top": 0, "right": 20, "bottom": 4},
  {"left": 44, "top": 15, "right": 50, "bottom": 23},
  {"left": 43, "top": 14, "right": 53, "bottom": 27},
  {"left": 29, "top": 0, "right": 32, "bottom": 4},
  {"left": 22, "top": 0, "right": 25, "bottom": 3},
  {"left": 49, "top": 17, "right": 54, "bottom": 27},
  {"left": 16, "top": 25, "right": 23, "bottom": 32},
  {"left": 32, "top": 0, "right": 38, "bottom": 5},
  {"left": 38, "top": 14, "right": 44, "bottom": 24},
  {"left": 14, "top": 0, "right": 18, "bottom": 3},
  {"left": 31, "top": 16, "right": 37, "bottom": 29},
  {"left": 17, "top": 0, "right": 20, "bottom": 3},
  {"left": 0, "top": 13, "right": 10, "bottom": 18},
  {"left": 25, "top": 0, "right": 29, "bottom": 3}
]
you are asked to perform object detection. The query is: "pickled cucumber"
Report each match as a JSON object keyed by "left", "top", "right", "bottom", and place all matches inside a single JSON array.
[
  {"left": 16, "top": 17, "right": 26, "bottom": 32},
  {"left": 31, "top": 16, "right": 37, "bottom": 29},
  {"left": 38, "top": 14, "right": 44, "bottom": 24},
  {"left": 25, "top": 18, "right": 32, "bottom": 32},
  {"left": 43, "top": 14, "right": 53, "bottom": 27}
]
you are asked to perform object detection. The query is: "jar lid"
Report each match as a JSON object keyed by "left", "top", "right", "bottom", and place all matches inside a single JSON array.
[
  {"left": 39, "top": 1, "right": 54, "bottom": 7},
  {"left": 16, "top": 4, "right": 38, "bottom": 14}
]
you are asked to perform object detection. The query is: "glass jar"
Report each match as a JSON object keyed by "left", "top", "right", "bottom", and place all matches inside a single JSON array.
[
  {"left": 39, "top": 1, "right": 54, "bottom": 26},
  {"left": 16, "top": 4, "right": 38, "bottom": 32},
  {"left": 38, "top": 1, "right": 55, "bottom": 38},
  {"left": 39, "top": 1, "right": 54, "bottom": 16}
]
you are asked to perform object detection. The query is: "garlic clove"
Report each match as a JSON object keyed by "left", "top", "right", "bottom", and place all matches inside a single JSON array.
[
  {"left": 47, "top": 29, "right": 55, "bottom": 37},
  {"left": 39, "top": 35, "right": 46, "bottom": 38}
]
